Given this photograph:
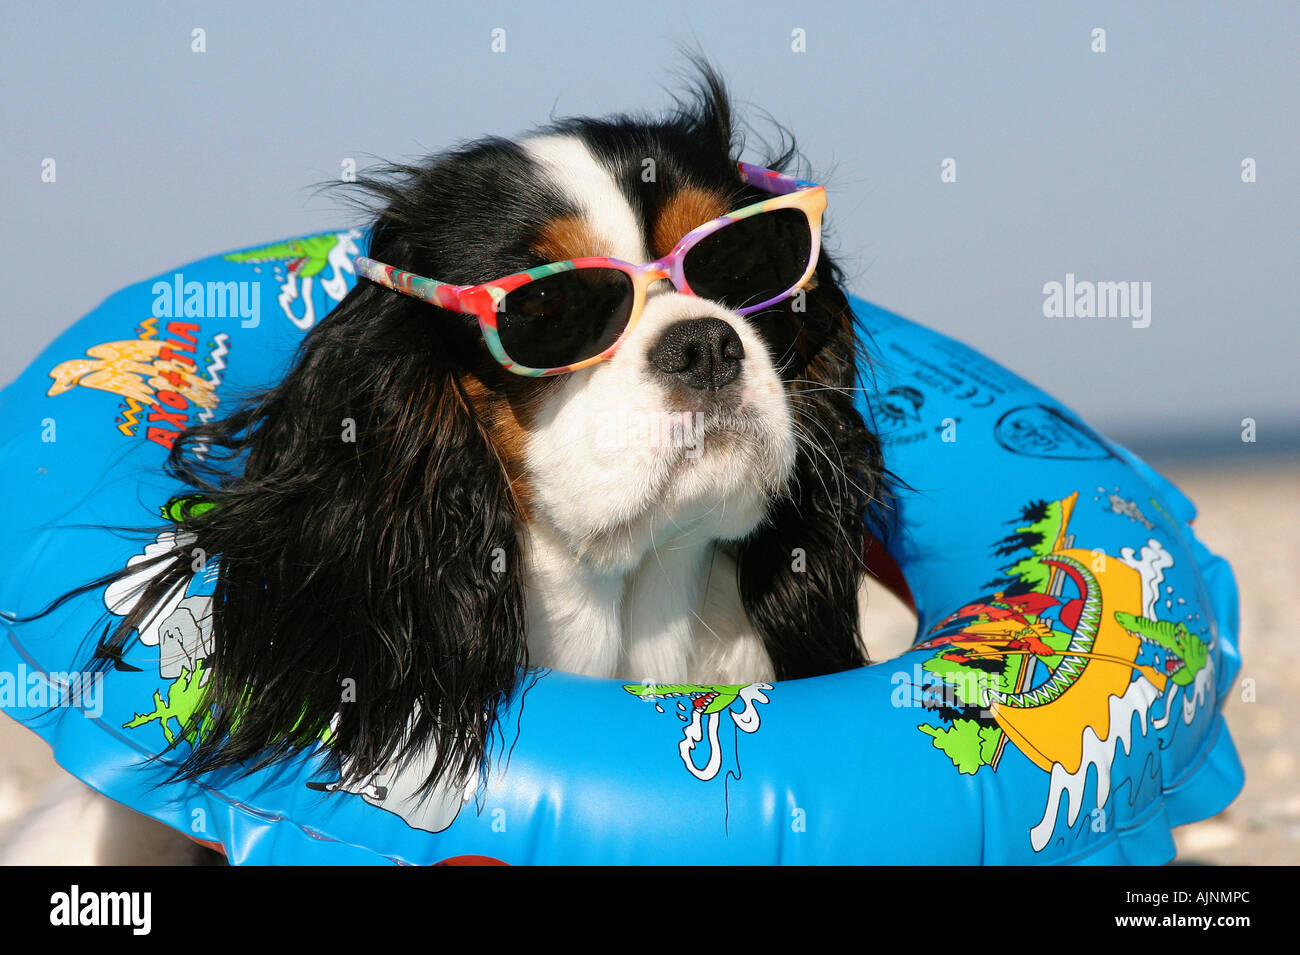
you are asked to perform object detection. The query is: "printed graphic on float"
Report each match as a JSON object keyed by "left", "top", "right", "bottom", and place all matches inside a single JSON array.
[{"left": 911, "top": 491, "right": 1215, "bottom": 852}]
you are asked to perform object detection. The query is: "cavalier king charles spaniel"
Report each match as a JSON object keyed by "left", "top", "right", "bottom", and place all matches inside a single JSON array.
[{"left": 85, "top": 69, "right": 894, "bottom": 810}]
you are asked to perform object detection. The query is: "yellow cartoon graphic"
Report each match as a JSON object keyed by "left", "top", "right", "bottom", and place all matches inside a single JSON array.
[
  {"left": 45, "top": 318, "right": 231, "bottom": 448},
  {"left": 47, "top": 337, "right": 219, "bottom": 411},
  {"left": 915, "top": 491, "right": 1215, "bottom": 851}
]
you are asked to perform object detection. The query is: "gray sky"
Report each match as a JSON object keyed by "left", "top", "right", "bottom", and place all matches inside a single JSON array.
[{"left": 2, "top": 0, "right": 1296, "bottom": 455}]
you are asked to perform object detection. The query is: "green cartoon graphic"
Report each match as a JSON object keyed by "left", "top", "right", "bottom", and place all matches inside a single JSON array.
[
  {"left": 123, "top": 662, "right": 213, "bottom": 746},
  {"left": 624, "top": 681, "right": 771, "bottom": 782},
  {"left": 223, "top": 229, "right": 361, "bottom": 330},
  {"left": 225, "top": 234, "right": 341, "bottom": 279},
  {"left": 623, "top": 683, "right": 749, "bottom": 715},
  {"left": 160, "top": 495, "right": 215, "bottom": 522},
  {"left": 1114, "top": 611, "right": 1208, "bottom": 687}
]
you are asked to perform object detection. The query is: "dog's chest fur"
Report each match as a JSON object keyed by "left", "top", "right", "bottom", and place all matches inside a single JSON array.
[{"left": 521, "top": 524, "right": 771, "bottom": 683}]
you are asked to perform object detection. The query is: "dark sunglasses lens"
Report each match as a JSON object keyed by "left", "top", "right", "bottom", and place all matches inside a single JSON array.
[
  {"left": 497, "top": 268, "right": 634, "bottom": 370},
  {"left": 682, "top": 208, "right": 813, "bottom": 311}
]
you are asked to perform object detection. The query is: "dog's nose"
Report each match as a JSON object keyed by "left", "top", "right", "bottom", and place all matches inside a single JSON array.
[{"left": 647, "top": 318, "right": 745, "bottom": 391}]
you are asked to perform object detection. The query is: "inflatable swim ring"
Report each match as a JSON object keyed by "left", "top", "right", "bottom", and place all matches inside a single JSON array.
[{"left": 0, "top": 230, "right": 1244, "bottom": 864}]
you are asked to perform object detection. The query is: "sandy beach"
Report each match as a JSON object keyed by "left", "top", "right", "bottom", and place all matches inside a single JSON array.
[{"left": 1158, "top": 459, "right": 1300, "bottom": 865}]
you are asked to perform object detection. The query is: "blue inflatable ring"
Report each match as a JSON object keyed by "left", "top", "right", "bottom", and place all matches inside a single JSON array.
[{"left": 0, "top": 230, "right": 1244, "bottom": 864}]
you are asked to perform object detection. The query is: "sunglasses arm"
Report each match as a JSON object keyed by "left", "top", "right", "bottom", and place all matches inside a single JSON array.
[
  {"left": 736, "top": 161, "right": 820, "bottom": 197},
  {"left": 354, "top": 256, "right": 476, "bottom": 315}
]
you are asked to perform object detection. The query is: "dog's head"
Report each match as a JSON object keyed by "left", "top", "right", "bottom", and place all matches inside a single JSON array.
[{"left": 109, "top": 70, "right": 888, "bottom": 793}]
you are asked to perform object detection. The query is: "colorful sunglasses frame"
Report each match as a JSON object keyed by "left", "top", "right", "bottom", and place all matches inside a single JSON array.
[{"left": 354, "top": 161, "right": 827, "bottom": 376}]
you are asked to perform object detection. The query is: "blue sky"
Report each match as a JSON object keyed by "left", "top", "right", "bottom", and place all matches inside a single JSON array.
[{"left": 2, "top": 0, "right": 1296, "bottom": 453}]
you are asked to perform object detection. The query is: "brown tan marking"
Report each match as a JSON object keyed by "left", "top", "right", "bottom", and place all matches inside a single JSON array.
[
  {"left": 458, "top": 367, "right": 557, "bottom": 520},
  {"left": 532, "top": 216, "right": 614, "bottom": 263},
  {"left": 652, "top": 186, "right": 730, "bottom": 259}
]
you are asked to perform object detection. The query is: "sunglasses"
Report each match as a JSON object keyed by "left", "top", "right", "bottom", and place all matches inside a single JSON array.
[{"left": 354, "top": 161, "right": 827, "bottom": 377}]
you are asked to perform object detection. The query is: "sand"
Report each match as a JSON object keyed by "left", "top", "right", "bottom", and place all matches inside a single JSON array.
[{"left": 1159, "top": 461, "right": 1300, "bottom": 865}]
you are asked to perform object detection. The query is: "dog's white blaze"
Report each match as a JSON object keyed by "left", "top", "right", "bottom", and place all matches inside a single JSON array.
[
  {"left": 517, "top": 132, "right": 793, "bottom": 684},
  {"left": 522, "top": 134, "right": 648, "bottom": 263}
]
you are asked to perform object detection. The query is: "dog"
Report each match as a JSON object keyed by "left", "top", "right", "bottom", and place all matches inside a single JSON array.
[{"left": 27, "top": 70, "right": 904, "bottom": 856}]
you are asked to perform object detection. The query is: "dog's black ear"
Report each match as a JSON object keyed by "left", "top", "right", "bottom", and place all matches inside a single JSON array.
[
  {"left": 102, "top": 267, "right": 529, "bottom": 794},
  {"left": 735, "top": 261, "right": 888, "bottom": 678}
]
